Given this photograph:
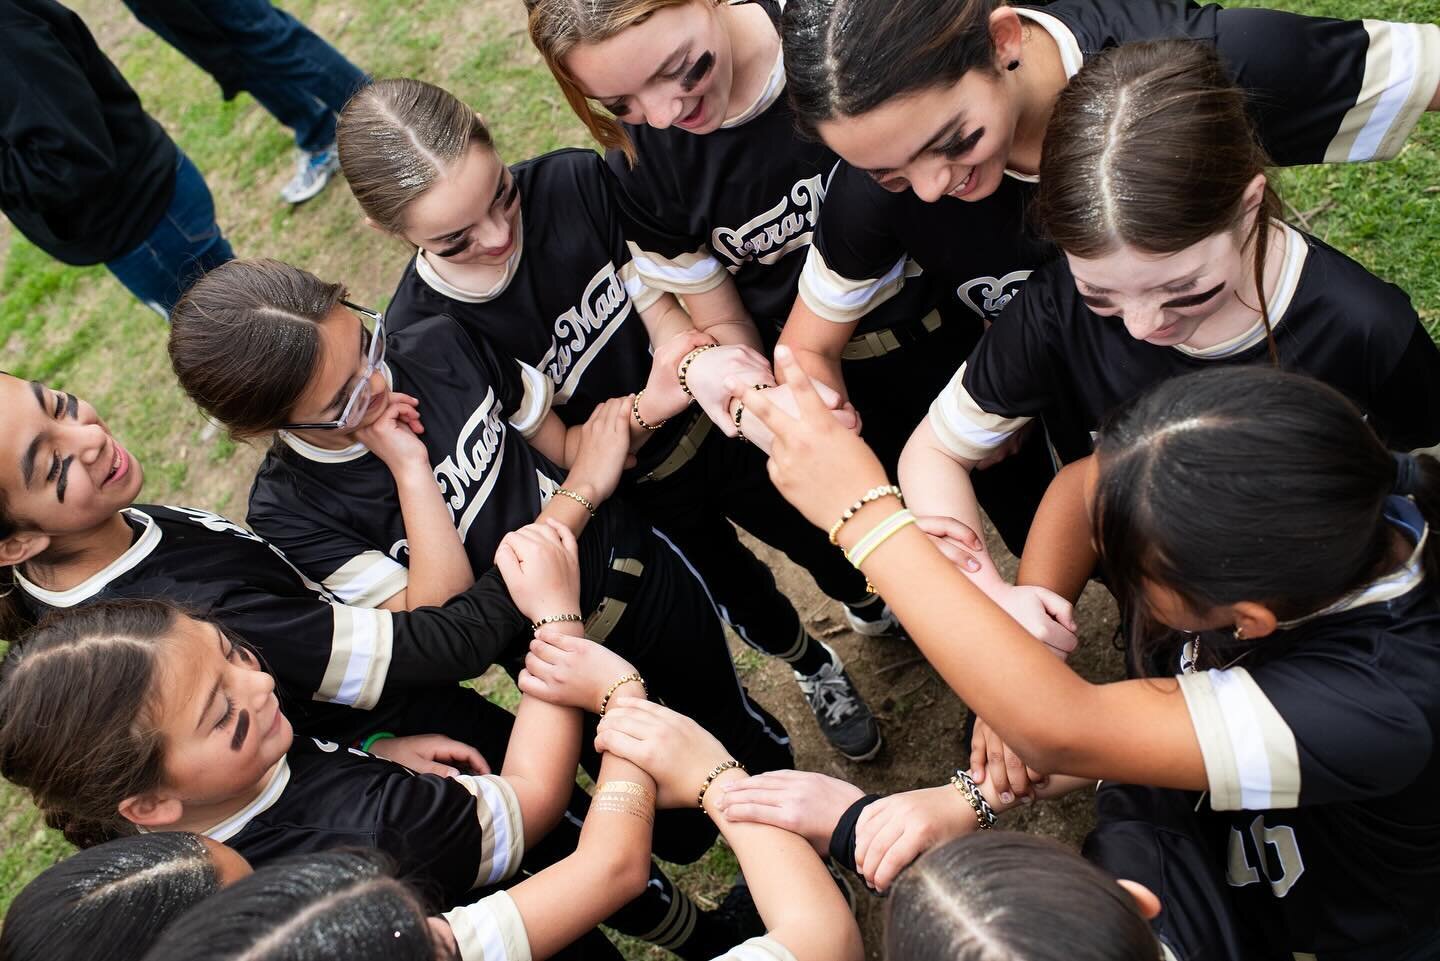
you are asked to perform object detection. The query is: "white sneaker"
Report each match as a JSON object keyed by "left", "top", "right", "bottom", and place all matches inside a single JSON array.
[
  {"left": 844, "top": 603, "right": 909, "bottom": 640},
  {"left": 280, "top": 144, "right": 341, "bottom": 204}
]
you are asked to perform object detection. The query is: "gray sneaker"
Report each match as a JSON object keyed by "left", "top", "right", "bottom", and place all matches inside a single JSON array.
[
  {"left": 281, "top": 144, "right": 341, "bottom": 204},
  {"left": 795, "top": 643, "right": 882, "bottom": 761}
]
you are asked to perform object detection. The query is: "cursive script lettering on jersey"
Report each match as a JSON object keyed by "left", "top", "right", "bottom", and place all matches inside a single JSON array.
[
  {"left": 547, "top": 262, "right": 632, "bottom": 388},
  {"left": 431, "top": 389, "right": 508, "bottom": 540},
  {"left": 712, "top": 174, "right": 826, "bottom": 270}
]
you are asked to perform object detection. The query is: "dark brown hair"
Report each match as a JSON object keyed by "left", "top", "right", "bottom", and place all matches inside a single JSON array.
[
  {"left": 781, "top": 0, "right": 1002, "bottom": 140},
  {"left": 1093, "top": 365, "right": 1440, "bottom": 670},
  {"left": 884, "top": 832, "right": 1158, "bottom": 960},
  {"left": 1032, "top": 40, "right": 1284, "bottom": 363},
  {"left": 525, "top": 0, "right": 699, "bottom": 162},
  {"left": 0, "top": 600, "right": 179, "bottom": 848},
  {"left": 168, "top": 259, "right": 345, "bottom": 438},
  {"left": 337, "top": 78, "right": 495, "bottom": 235}
]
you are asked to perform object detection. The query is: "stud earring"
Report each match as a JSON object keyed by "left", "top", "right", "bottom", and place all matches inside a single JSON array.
[
  {"left": 1007, "top": 59, "right": 1020, "bottom": 71},
  {"left": 1233, "top": 625, "right": 1246, "bottom": 641}
]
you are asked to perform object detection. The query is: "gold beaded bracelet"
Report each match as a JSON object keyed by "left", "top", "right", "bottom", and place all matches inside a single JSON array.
[
  {"left": 697, "top": 759, "right": 746, "bottom": 808},
  {"left": 553, "top": 486, "right": 597, "bottom": 516},
  {"left": 828, "top": 485, "right": 904, "bottom": 545},
  {"left": 950, "top": 769, "right": 997, "bottom": 830},
  {"left": 599, "top": 672, "right": 646, "bottom": 716},
  {"left": 631, "top": 390, "right": 665, "bottom": 431},
  {"left": 677, "top": 344, "right": 720, "bottom": 398},
  {"left": 531, "top": 613, "right": 584, "bottom": 631}
]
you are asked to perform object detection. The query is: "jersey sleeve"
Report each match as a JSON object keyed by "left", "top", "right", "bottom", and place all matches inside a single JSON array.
[
  {"left": 453, "top": 325, "right": 553, "bottom": 439},
  {"left": 800, "top": 163, "right": 918, "bottom": 323},
  {"left": 1368, "top": 324, "right": 1440, "bottom": 452},
  {"left": 581, "top": 150, "right": 665, "bottom": 315},
  {"left": 442, "top": 891, "right": 532, "bottom": 961},
  {"left": 706, "top": 936, "right": 801, "bottom": 961},
  {"left": 604, "top": 146, "right": 729, "bottom": 297},
  {"left": 926, "top": 275, "right": 1066, "bottom": 460},
  {"left": 1214, "top": 7, "right": 1440, "bottom": 165},
  {"left": 1177, "top": 653, "right": 1433, "bottom": 812},
  {"left": 375, "top": 769, "right": 525, "bottom": 906}
]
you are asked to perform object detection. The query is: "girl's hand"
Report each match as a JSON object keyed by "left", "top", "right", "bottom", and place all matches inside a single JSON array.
[
  {"left": 369, "top": 733, "right": 491, "bottom": 778},
  {"left": 355, "top": 393, "right": 429, "bottom": 473},
  {"left": 494, "top": 519, "right": 581, "bottom": 624},
  {"left": 915, "top": 515, "right": 986, "bottom": 574},
  {"left": 681, "top": 344, "right": 777, "bottom": 433},
  {"left": 990, "top": 583, "right": 1079, "bottom": 658},
  {"left": 518, "top": 626, "right": 642, "bottom": 713},
  {"left": 729, "top": 382, "right": 860, "bottom": 455},
  {"left": 739, "top": 345, "right": 890, "bottom": 529},
  {"left": 854, "top": 786, "right": 982, "bottom": 893},
  {"left": 594, "top": 699, "right": 730, "bottom": 808},
  {"left": 568, "top": 397, "right": 634, "bottom": 502},
  {"left": 970, "top": 716, "right": 1048, "bottom": 803},
  {"left": 715, "top": 769, "right": 864, "bottom": 856},
  {"left": 644, "top": 328, "right": 717, "bottom": 421}
]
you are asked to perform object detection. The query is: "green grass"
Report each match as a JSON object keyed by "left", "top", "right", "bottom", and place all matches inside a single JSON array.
[{"left": 0, "top": 0, "right": 1436, "bottom": 948}]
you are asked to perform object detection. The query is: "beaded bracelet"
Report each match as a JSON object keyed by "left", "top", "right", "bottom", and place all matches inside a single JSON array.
[
  {"left": 698, "top": 759, "right": 746, "bottom": 808},
  {"left": 828, "top": 485, "right": 904, "bottom": 545},
  {"left": 553, "top": 486, "right": 597, "bottom": 516},
  {"left": 677, "top": 344, "right": 719, "bottom": 398},
  {"left": 532, "top": 613, "right": 584, "bottom": 631},
  {"left": 950, "top": 769, "right": 997, "bottom": 830},
  {"left": 599, "top": 672, "right": 647, "bottom": 716},
  {"left": 730, "top": 385, "right": 771, "bottom": 443},
  {"left": 631, "top": 390, "right": 665, "bottom": 431}
]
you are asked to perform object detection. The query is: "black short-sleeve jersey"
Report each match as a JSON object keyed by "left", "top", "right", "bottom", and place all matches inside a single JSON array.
[
  {"left": 604, "top": 0, "right": 943, "bottom": 338},
  {"left": 803, "top": 0, "right": 1440, "bottom": 324},
  {"left": 13, "top": 504, "right": 528, "bottom": 723},
  {"left": 1174, "top": 497, "right": 1440, "bottom": 956},
  {"left": 383, "top": 148, "right": 693, "bottom": 474},
  {"left": 930, "top": 224, "right": 1440, "bottom": 465},
  {"left": 208, "top": 736, "right": 525, "bottom": 910}
]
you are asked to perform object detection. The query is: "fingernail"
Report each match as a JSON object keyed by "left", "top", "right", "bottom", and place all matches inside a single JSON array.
[
  {"left": 1020, "top": 794, "right": 1033, "bottom": 805},
  {"left": 964, "top": 558, "right": 981, "bottom": 571},
  {"left": 445, "top": 767, "right": 460, "bottom": 778},
  {"left": 969, "top": 769, "right": 982, "bottom": 781},
  {"left": 1000, "top": 792, "right": 1014, "bottom": 804}
]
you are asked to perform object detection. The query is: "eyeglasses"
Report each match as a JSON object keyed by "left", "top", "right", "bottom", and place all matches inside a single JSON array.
[{"left": 281, "top": 301, "right": 387, "bottom": 431}]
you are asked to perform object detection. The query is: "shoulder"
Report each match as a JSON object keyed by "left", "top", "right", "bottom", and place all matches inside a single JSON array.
[
  {"left": 517, "top": 147, "right": 607, "bottom": 191},
  {"left": 1290, "top": 231, "right": 1419, "bottom": 351}
]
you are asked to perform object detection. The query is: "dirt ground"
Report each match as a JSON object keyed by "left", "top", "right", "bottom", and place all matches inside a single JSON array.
[{"left": 733, "top": 522, "right": 1124, "bottom": 952}]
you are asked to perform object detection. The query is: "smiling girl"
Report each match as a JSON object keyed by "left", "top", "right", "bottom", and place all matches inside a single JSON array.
[
  {"left": 899, "top": 41, "right": 1440, "bottom": 608},
  {"left": 522, "top": 0, "right": 1022, "bottom": 516},
  {"left": 776, "top": 0, "right": 1440, "bottom": 395},
  {"left": 337, "top": 77, "right": 882, "bottom": 761}
]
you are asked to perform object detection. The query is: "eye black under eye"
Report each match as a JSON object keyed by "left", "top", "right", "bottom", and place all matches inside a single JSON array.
[
  {"left": 938, "top": 128, "right": 984, "bottom": 158},
  {"left": 436, "top": 237, "right": 468, "bottom": 257},
  {"left": 603, "top": 100, "right": 631, "bottom": 117},
  {"left": 680, "top": 51, "right": 714, "bottom": 92},
  {"left": 1163, "top": 282, "right": 1226, "bottom": 309}
]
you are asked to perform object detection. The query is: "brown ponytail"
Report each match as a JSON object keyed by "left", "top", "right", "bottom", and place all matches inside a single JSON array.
[{"left": 1032, "top": 40, "right": 1284, "bottom": 364}]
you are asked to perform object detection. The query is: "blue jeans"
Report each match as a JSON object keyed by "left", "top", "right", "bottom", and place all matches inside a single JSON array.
[
  {"left": 124, "top": 0, "right": 367, "bottom": 152},
  {"left": 105, "top": 151, "right": 234, "bottom": 316}
]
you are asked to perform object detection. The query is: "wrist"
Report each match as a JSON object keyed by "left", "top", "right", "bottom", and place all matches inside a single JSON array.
[
  {"left": 833, "top": 491, "right": 904, "bottom": 552},
  {"left": 391, "top": 459, "right": 438, "bottom": 488},
  {"left": 700, "top": 764, "right": 748, "bottom": 812}
]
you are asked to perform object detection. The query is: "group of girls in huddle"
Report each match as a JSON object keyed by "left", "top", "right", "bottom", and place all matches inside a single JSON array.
[{"left": 2, "top": 0, "right": 1439, "bottom": 958}]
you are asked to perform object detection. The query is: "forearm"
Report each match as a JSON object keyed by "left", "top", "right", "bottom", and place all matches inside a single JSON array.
[
  {"left": 897, "top": 424, "right": 989, "bottom": 553},
  {"left": 391, "top": 466, "right": 475, "bottom": 608},
  {"left": 706, "top": 770, "right": 863, "bottom": 961},
  {"left": 381, "top": 568, "right": 530, "bottom": 687},
  {"left": 540, "top": 476, "right": 597, "bottom": 536},
  {"left": 776, "top": 299, "right": 852, "bottom": 400},
  {"left": 1015, "top": 458, "right": 1096, "bottom": 604},
  {"left": 684, "top": 282, "right": 764, "bottom": 350}
]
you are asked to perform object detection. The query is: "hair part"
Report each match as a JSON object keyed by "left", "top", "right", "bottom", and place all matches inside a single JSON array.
[
  {"left": 0, "top": 833, "right": 219, "bottom": 961},
  {"left": 884, "top": 832, "right": 1158, "bottom": 960},
  {"left": 168, "top": 259, "right": 346, "bottom": 439},
  {"left": 524, "top": 0, "right": 697, "bottom": 163},
  {"left": 0, "top": 600, "right": 182, "bottom": 848},
  {"left": 337, "top": 78, "right": 495, "bottom": 235},
  {"left": 144, "top": 849, "right": 442, "bottom": 961},
  {"left": 1032, "top": 40, "right": 1284, "bottom": 363},
  {"left": 781, "top": 0, "right": 1002, "bottom": 140},
  {"left": 1092, "top": 366, "right": 1440, "bottom": 670}
]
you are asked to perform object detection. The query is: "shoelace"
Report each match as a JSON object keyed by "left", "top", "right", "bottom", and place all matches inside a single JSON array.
[{"left": 803, "top": 663, "right": 860, "bottom": 725}]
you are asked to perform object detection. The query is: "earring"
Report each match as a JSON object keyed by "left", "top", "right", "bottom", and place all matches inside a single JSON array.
[
  {"left": 1233, "top": 625, "right": 1246, "bottom": 641},
  {"left": 1007, "top": 59, "right": 1020, "bottom": 71}
]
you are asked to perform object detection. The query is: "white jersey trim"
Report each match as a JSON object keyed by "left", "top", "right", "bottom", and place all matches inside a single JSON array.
[
  {"left": 414, "top": 213, "right": 527, "bottom": 303},
  {"left": 202, "top": 758, "right": 292, "bottom": 842},
  {"left": 707, "top": 935, "right": 801, "bottom": 961},
  {"left": 928, "top": 362, "right": 1032, "bottom": 461},
  {"left": 511, "top": 361, "right": 554, "bottom": 439},
  {"left": 720, "top": 37, "right": 787, "bottom": 129},
  {"left": 321, "top": 550, "right": 410, "bottom": 608},
  {"left": 1326, "top": 20, "right": 1440, "bottom": 163},
  {"left": 627, "top": 241, "right": 729, "bottom": 296},
  {"left": 443, "top": 891, "right": 533, "bottom": 961},
  {"left": 1174, "top": 222, "right": 1308, "bottom": 359},
  {"left": 453, "top": 773, "right": 526, "bottom": 888},
  {"left": 798, "top": 244, "right": 916, "bottom": 323},
  {"left": 317, "top": 603, "right": 394, "bottom": 709},
  {"left": 1178, "top": 667, "right": 1301, "bottom": 811},
  {"left": 15, "top": 507, "right": 161, "bottom": 606}
]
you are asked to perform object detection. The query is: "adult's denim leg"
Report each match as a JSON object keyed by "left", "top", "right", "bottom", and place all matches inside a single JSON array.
[
  {"left": 105, "top": 151, "right": 234, "bottom": 316},
  {"left": 194, "top": 0, "right": 366, "bottom": 151}
]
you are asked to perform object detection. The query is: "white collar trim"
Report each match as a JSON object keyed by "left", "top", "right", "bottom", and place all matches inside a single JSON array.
[
  {"left": 721, "top": 41, "right": 786, "bottom": 129},
  {"left": 278, "top": 365, "right": 395, "bottom": 463},
  {"left": 1173, "top": 222, "right": 1307, "bottom": 360},
  {"left": 15, "top": 508, "right": 161, "bottom": 606},
  {"left": 202, "top": 759, "right": 292, "bottom": 843},
  {"left": 1277, "top": 522, "right": 1428, "bottom": 629},
  {"left": 1003, "top": 8, "right": 1083, "bottom": 182},
  {"left": 414, "top": 212, "right": 526, "bottom": 304}
]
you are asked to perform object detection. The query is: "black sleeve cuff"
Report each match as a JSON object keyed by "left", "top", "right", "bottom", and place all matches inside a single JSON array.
[{"left": 828, "top": 794, "right": 886, "bottom": 873}]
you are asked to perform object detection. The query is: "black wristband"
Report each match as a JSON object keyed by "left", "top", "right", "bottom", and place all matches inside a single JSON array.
[{"left": 828, "top": 793, "right": 886, "bottom": 874}]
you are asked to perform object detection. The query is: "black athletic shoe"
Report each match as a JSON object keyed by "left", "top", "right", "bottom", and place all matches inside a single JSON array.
[
  {"left": 796, "top": 642, "right": 882, "bottom": 762},
  {"left": 844, "top": 601, "right": 911, "bottom": 641}
]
